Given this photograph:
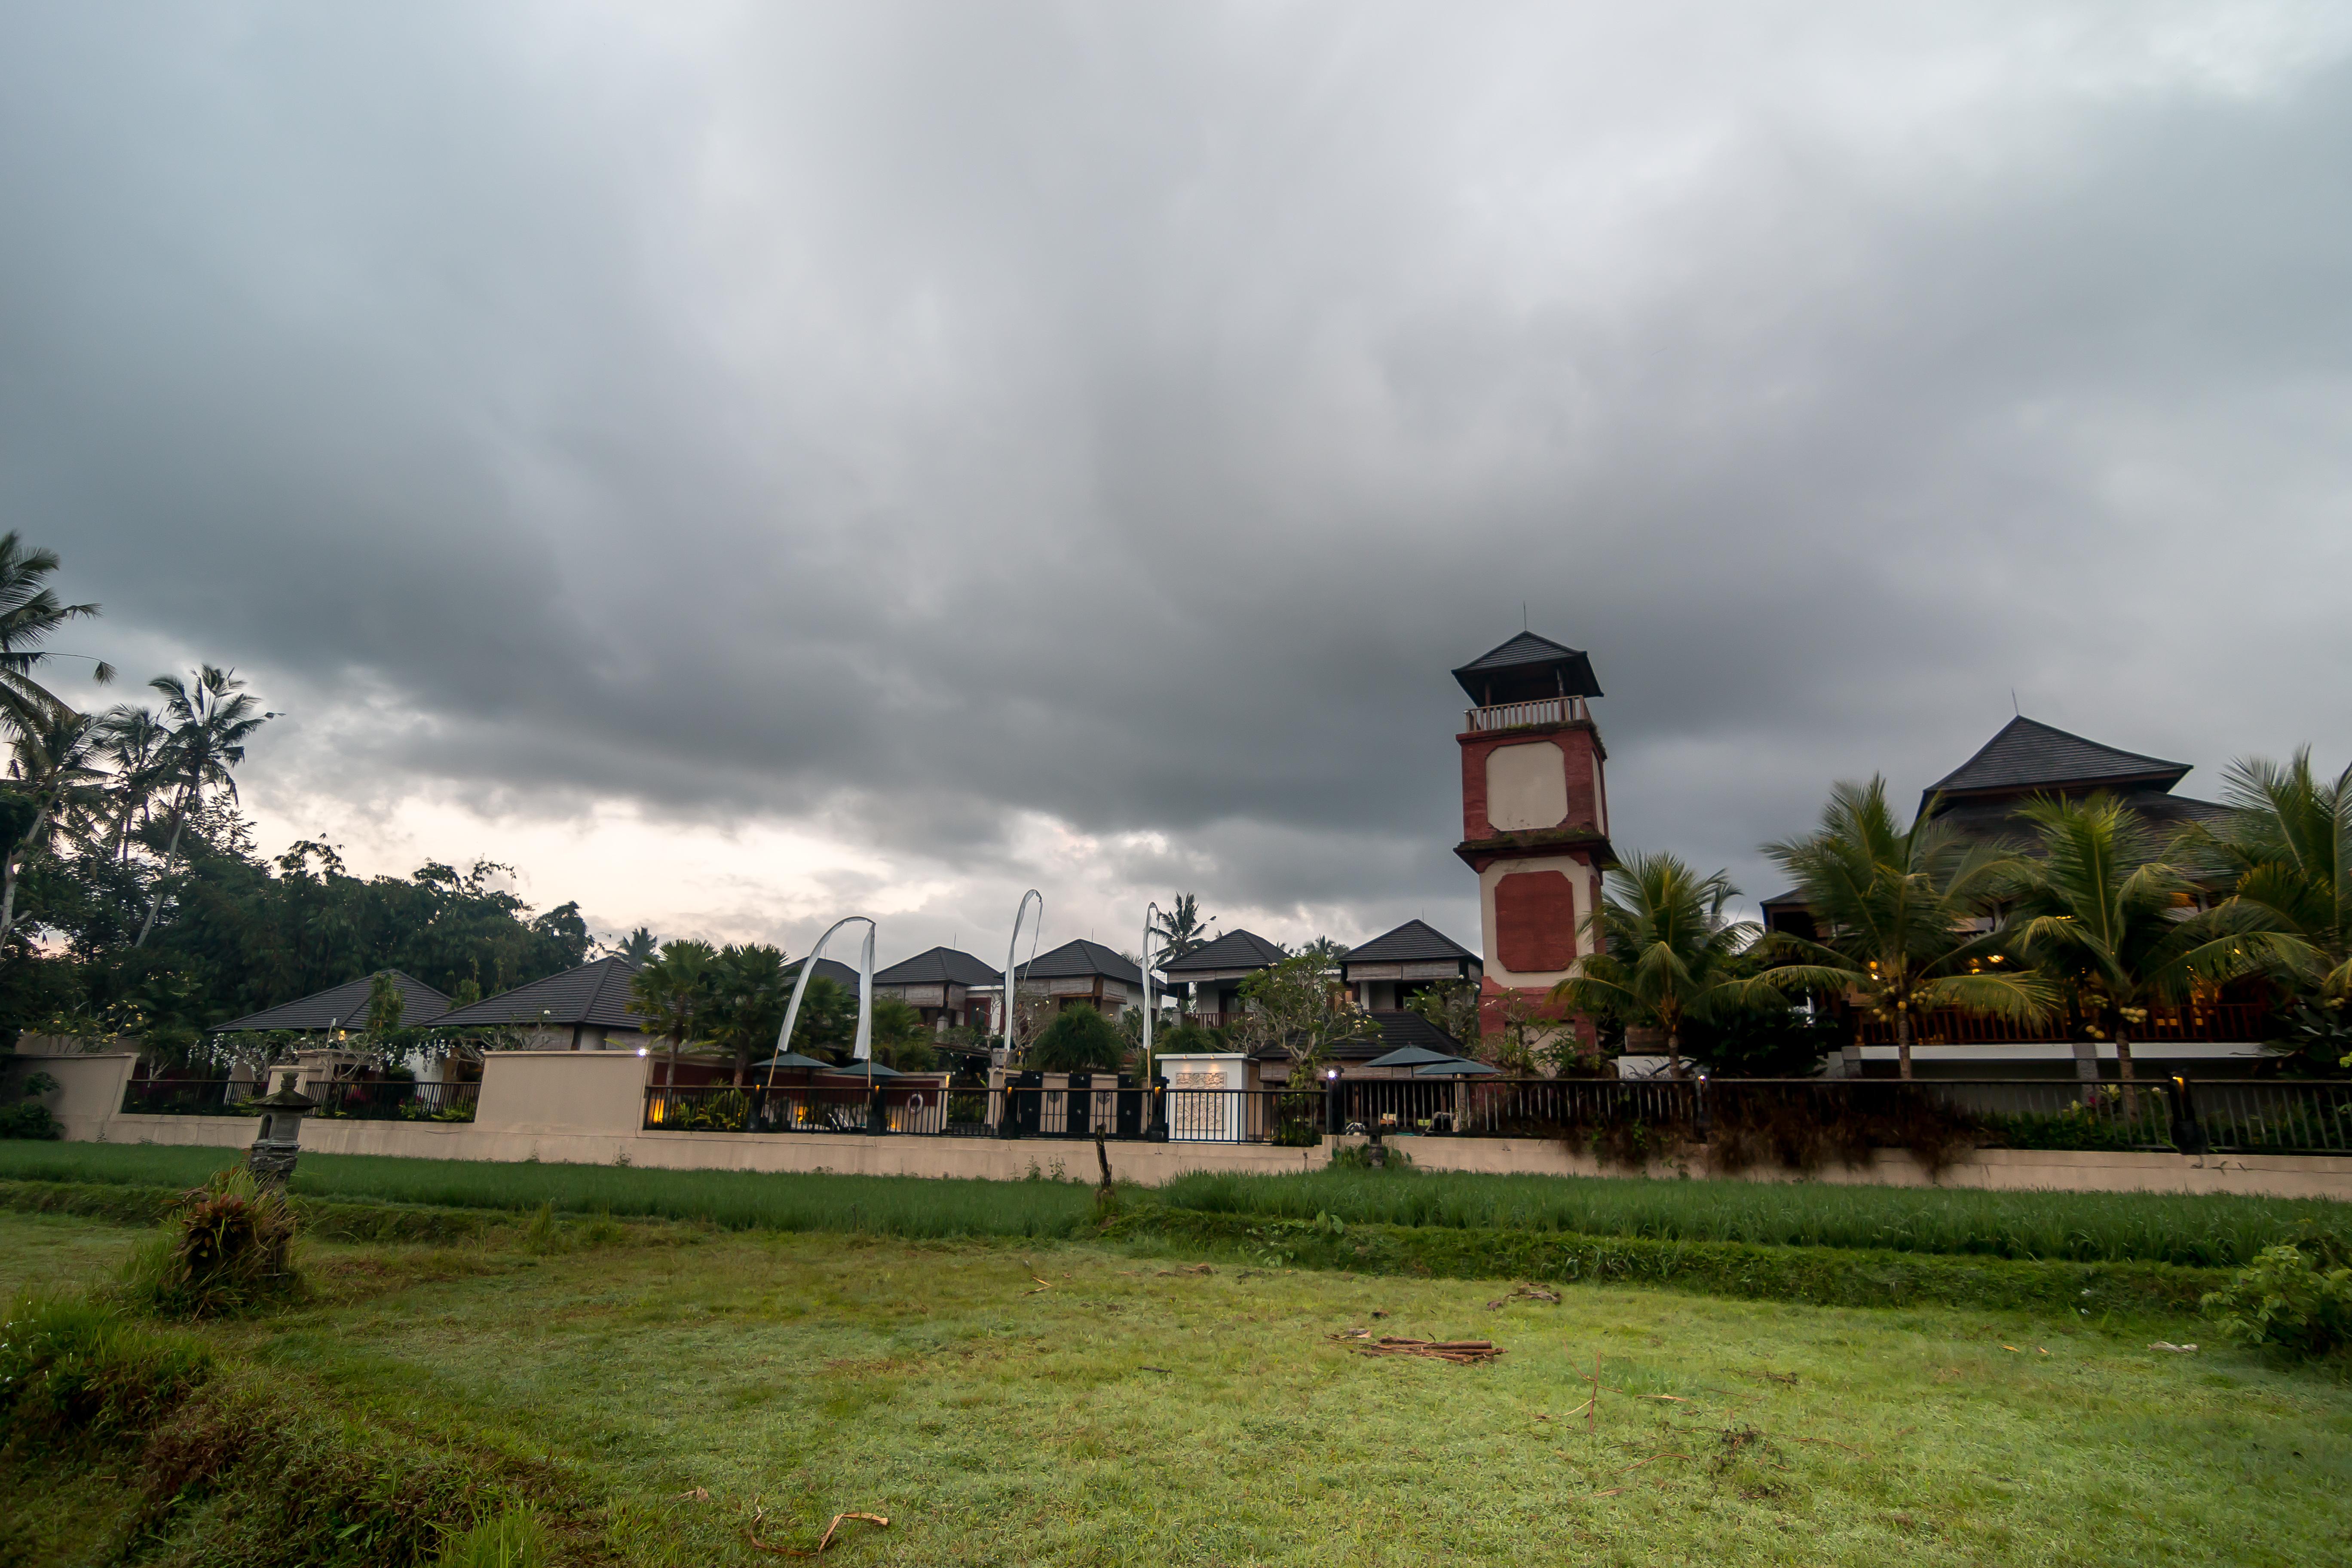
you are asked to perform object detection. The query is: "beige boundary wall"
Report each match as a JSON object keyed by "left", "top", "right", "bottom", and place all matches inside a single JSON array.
[{"left": 16, "top": 1048, "right": 2352, "bottom": 1200}]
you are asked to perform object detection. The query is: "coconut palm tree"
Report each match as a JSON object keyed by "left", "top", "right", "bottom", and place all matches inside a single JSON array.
[
  {"left": 132, "top": 667, "right": 273, "bottom": 946},
  {"left": 1549, "top": 851, "right": 1790, "bottom": 1079},
  {"left": 1150, "top": 893, "right": 1214, "bottom": 961},
  {"left": 627, "top": 939, "right": 717, "bottom": 1087},
  {"left": 2188, "top": 750, "right": 2352, "bottom": 1002},
  {"left": 0, "top": 711, "right": 107, "bottom": 944},
  {"left": 0, "top": 531, "right": 112, "bottom": 741},
  {"left": 94, "top": 704, "right": 172, "bottom": 861},
  {"left": 2002, "top": 794, "right": 2271, "bottom": 1086},
  {"left": 1761, "top": 777, "right": 2052, "bottom": 1080}
]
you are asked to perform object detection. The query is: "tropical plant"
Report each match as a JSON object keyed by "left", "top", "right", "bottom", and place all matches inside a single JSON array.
[
  {"left": 1402, "top": 979, "right": 1483, "bottom": 1048},
  {"left": 132, "top": 667, "right": 273, "bottom": 946},
  {"left": 92, "top": 704, "right": 171, "bottom": 860},
  {"left": 1236, "top": 952, "right": 1380, "bottom": 1074},
  {"left": 2000, "top": 794, "right": 2267, "bottom": 1086},
  {"left": 2188, "top": 749, "right": 2352, "bottom": 1004},
  {"left": 0, "top": 530, "right": 111, "bottom": 740},
  {"left": 1025, "top": 1005, "right": 1128, "bottom": 1073},
  {"left": 626, "top": 939, "right": 716, "bottom": 1086},
  {"left": 1, "top": 711, "right": 108, "bottom": 945},
  {"left": 1150, "top": 893, "right": 1214, "bottom": 961},
  {"left": 2201, "top": 1243, "right": 2352, "bottom": 1360},
  {"left": 701, "top": 943, "right": 789, "bottom": 1085},
  {"left": 1549, "top": 851, "right": 1789, "bottom": 1079},
  {"left": 1761, "top": 777, "right": 2052, "bottom": 1079},
  {"left": 607, "top": 925, "right": 658, "bottom": 962},
  {"left": 870, "top": 997, "right": 936, "bottom": 1071}
]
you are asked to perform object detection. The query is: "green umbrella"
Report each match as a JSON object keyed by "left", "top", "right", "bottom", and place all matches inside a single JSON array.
[
  {"left": 1414, "top": 1058, "right": 1499, "bottom": 1077},
  {"left": 1360, "top": 1044, "right": 1461, "bottom": 1070}
]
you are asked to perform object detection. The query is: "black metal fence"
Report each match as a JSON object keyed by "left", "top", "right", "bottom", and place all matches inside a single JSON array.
[
  {"left": 310, "top": 1081, "right": 479, "bottom": 1123},
  {"left": 119, "top": 1079, "right": 262, "bottom": 1117},
  {"left": 118, "top": 1078, "right": 479, "bottom": 1123},
  {"left": 639, "top": 1076, "right": 2352, "bottom": 1155}
]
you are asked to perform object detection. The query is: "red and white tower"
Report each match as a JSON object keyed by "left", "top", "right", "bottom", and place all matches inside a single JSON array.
[{"left": 1450, "top": 633, "right": 1614, "bottom": 1028}]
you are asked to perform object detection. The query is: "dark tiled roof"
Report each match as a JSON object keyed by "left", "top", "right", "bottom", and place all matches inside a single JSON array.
[
  {"left": 212, "top": 971, "right": 451, "bottom": 1033},
  {"left": 782, "top": 956, "right": 864, "bottom": 991},
  {"left": 1452, "top": 631, "right": 1603, "bottom": 702},
  {"left": 1020, "top": 939, "right": 1143, "bottom": 986},
  {"left": 873, "top": 946, "right": 998, "bottom": 987},
  {"left": 1329, "top": 1011, "right": 1470, "bottom": 1062},
  {"left": 1932, "top": 789, "right": 2229, "bottom": 853},
  {"left": 434, "top": 956, "right": 643, "bottom": 1030},
  {"left": 1160, "top": 928, "right": 1290, "bottom": 976},
  {"left": 1340, "top": 919, "right": 1478, "bottom": 968},
  {"left": 1924, "top": 717, "right": 2190, "bottom": 811}
]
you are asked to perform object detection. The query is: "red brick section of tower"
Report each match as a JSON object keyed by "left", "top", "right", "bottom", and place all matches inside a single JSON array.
[{"left": 1449, "top": 633, "right": 1616, "bottom": 1043}]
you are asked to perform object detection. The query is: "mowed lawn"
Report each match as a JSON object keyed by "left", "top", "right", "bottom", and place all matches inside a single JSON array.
[{"left": 10, "top": 1210, "right": 2347, "bottom": 1567}]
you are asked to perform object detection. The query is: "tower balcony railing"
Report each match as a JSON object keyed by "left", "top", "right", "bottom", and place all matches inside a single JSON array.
[{"left": 1465, "top": 695, "right": 1589, "bottom": 732}]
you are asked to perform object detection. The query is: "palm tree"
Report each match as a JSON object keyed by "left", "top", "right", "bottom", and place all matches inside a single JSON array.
[
  {"left": 1549, "top": 851, "right": 1789, "bottom": 1078},
  {"left": 2002, "top": 794, "right": 2267, "bottom": 1086},
  {"left": 627, "top": 939, "right": 716, "bottom": 1087},
  {"left": 1151, "top": 893, "right": 1214, "bottom": 961},
  {"left": 608, "top": 926, "right": 659, "bottom": 963},
  {"left": 1761, "top": 777, "right": 2052, "bottom": 1079},
  {"left": 132, "top": 667, "right": 273, "bottom": 946},
  {"left": 0, "top": 711, "right": 107, "bottom": 945},
  {"left": 702, "top": 943, "right": 788, "bottom": 1085},
  {"left": 93, "top": 704, "right": 171, "bottom": 861},
  {"left": 2188, "top": 750, "right": 2352, "bottom": 1002},
  {"left": 0, "top": 531, "right": 112, "bottom": 740}
]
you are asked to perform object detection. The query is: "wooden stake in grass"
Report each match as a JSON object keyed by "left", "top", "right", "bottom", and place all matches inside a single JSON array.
[{"left": 744, "top": 1507, "right": 889, "bottom": 1557}]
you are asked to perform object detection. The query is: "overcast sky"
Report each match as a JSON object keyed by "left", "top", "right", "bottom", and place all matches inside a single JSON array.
[{"left": 6, "top": 3, "right": 2349, "bottom": 967}]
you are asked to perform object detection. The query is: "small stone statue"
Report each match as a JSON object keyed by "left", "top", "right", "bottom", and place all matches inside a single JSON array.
[{"left": 246, "top": 1069, "right": 316, "bottom": 1188}]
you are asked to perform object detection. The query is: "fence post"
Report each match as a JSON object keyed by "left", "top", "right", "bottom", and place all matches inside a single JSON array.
[
  {"left": 1693, "top": 1074, "right": 1711, "bottom": 1144},
  {"left": 1323, "top": 1069, "right": 1342, "bottom": 1136},
  {"left": 2168, "top": 1076, "right": 2207, "bottom": 1156}
]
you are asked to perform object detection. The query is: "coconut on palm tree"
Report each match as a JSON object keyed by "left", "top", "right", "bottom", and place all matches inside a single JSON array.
[
  {"left": 132, "top": 668, "right": 273, "bottom": 946},
  {"left": 1761, "top": 777, "right": 2052, "bottom": 1080},
  {"left": 0, "top": 531, "right": 112, "bottom": 740},
  {"left": 0, "top": 711, "right": 108, "bottom": 944},
  {"left": 1549, "top": 851, "right": 1791, "bottom": 1079},
  {"left": 2001, "top": 794, "right": 2271, "bottom": 1086}
]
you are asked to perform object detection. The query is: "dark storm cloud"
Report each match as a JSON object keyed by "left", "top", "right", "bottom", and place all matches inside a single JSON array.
[{"left": 4, "top": 3, "right": 2349, "bottom": 941}]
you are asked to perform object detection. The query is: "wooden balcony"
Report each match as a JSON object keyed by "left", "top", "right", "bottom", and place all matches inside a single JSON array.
[{"left": 1464, "top": 695, "right": 1590, "bottom": 732}]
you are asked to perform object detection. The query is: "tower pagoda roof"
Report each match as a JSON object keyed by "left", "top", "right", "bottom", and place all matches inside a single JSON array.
[{"left": 1452, "top": 632, "right": 1603, "bottom": 705}]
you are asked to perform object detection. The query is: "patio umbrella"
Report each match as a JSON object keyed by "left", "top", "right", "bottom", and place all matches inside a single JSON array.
[
  {"left": 1360, "top": 1044, "right": 1462, "bottom": 1071},
  {"left": 752, "top": 1050, "right": 838, "bottom": 1072},
  {"left": 818, "top": 1058, "right": 905, "bottom": 1079},
  {"left": 1415, "top": 1058, "right": 1500, "bottom": 1077}
]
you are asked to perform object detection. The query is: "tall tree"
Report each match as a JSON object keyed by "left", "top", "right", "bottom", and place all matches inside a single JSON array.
[
  {"left": 627, "top": 939, "right": 716, "bottom": 1086},
  {"left": 1761, "top": 777, "right": 2052, "bottom": 1079},
  {"left": 2002, "top": 794, "right": 2265, "bottom": 1086},
  {"left": 93, "top": 705, "right": 171, "bottom": 861},
  {"left": 2190, "top": 750, "right": 2352, "bottom": 1003},
  {"left": 0, "top": 531, "right": 111, "bottom": 741},
  {"left": 1236, "top": 952, "right": 1380, "bottom": 1075},
  {"left": 133, "top": 668, "right": 272, "bottom": 946},
  {"left": 1, "top": 712, "right": 108, "bottom": 945},
  {"left": 607, "top": 926, "right": 659, "bottom": 963},
  {"left": 702, "top": 942, "right": 789, "bottom": 1086},
  {"left": 1150, "top": 893, "right": 1213, "bottom": 961},
  {"left": 1549, "top": 851, "right": 1788, "bottom": 1079}
]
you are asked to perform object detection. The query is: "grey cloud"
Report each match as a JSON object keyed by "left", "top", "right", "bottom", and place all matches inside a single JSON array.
[{"left": 4, "top": 3, "right": 2349, "bottom": 952}]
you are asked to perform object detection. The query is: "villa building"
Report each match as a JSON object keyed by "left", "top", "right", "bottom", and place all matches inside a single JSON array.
[
  {"left": 432, "top": 955, "right": 657, "bottom": 1054},
  {"left": 872, "top": 946, "right": 997, "bottom": 1032},
  {"left": 1338, "top": 919, "right": 1482, "bottom": 1011},
  {"left": 1160, "top": 928, "right": 1290, "bottom": 1027}
]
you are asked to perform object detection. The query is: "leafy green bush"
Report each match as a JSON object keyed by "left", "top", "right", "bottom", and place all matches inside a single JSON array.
[
  {"left": 1327, "top": 1141, "right": 1414, "bottom": 1171},
  {"left": 1026, "top": 1006, "right": 1127, "bottom": 1072},
  {"left": 2202, "top": 1243, "right": 2352, "bottom": 1359},
  {"left": 1, "top": 1068, "right": 62, "bottom": 1139},
  {"left": 121, "top": 1165, "right": 301, "bottom": 1318}
]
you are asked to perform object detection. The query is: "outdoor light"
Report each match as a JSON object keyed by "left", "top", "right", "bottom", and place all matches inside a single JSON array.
[{"left": 636, "top": 1047, "right": 648, "bottom": 1057}]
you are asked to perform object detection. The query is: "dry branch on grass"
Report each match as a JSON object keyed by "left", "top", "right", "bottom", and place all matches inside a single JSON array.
[
  {"left": 744, "top": 1505, "right": 889, "bottom": 1557},
  {"left": 1328, "top": 1329, "right": 1504, "bottom": 1364},
  {"left": 1485, "top": 1283, "right": 1562, "bottom": 1308}
]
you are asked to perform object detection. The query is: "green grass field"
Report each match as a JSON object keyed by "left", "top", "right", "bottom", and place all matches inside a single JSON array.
[
  {"left": 3, "top": 1204, "right": 2347, "bottom": 1568},
  {"left": 6, "top": 1139, "right": 2341, "bottom": 1267},
  {"left": 1159, "top": 1167, "right": 2352, "bottom": 1268}
]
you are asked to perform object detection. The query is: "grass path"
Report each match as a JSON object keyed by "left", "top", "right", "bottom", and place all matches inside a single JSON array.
[{"left": 10, "top": 1208, "right": 2346, "bottom": 1566}]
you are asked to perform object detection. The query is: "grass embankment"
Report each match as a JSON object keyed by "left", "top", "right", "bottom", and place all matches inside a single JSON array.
[
  {"left": 0, "top": 1142, "right": 1099, "bottom": 1237},
  {"left": 1158, "top": 1168, "right": 2352, "bottom": 1268},
  {"left": 4, "top": 1210, "right": 2349, "bottom": 1568}
]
